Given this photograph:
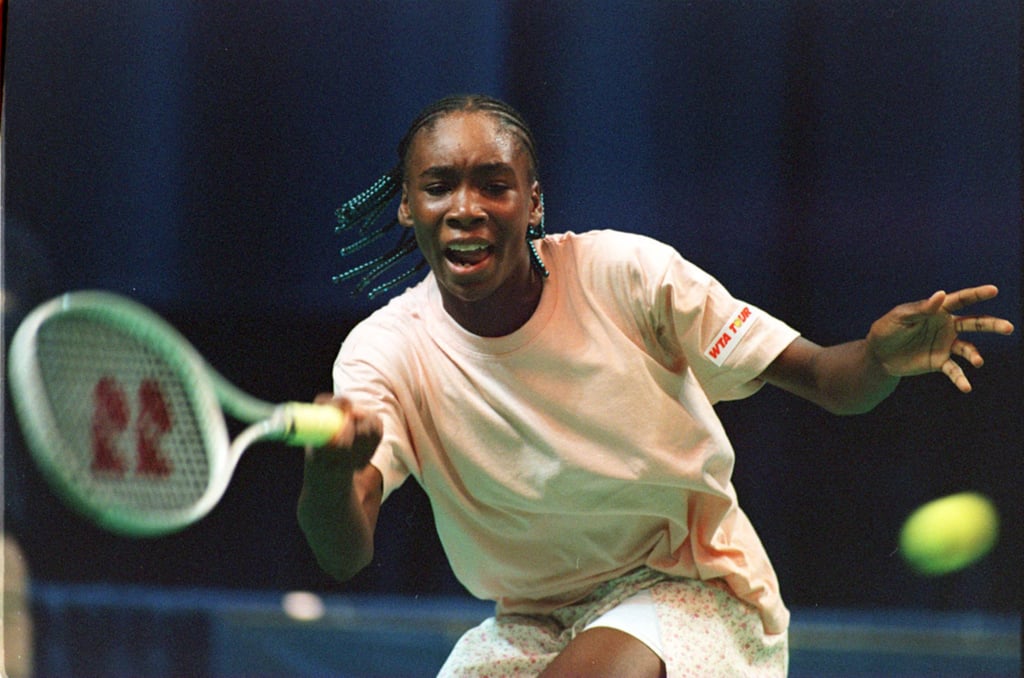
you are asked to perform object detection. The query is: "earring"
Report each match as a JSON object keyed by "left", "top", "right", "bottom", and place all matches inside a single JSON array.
[
  {"left": 527, "top": 194, "right": 549, "bottom": 278},
  {"left": 527, "top": 193, "right": 547, "bottom": 240}
]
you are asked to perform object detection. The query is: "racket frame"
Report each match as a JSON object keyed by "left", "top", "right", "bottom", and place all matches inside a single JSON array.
[{"left": 7, "top": 291, "right": 277, "bottom": 536}]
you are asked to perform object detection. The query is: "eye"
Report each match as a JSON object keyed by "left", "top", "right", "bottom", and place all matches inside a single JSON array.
[
  {"left": 423, "top": 182, "right": 451, "bottom": 196},
  {"left": 483, "top": 182, "right": 511, "bottom": 196}
]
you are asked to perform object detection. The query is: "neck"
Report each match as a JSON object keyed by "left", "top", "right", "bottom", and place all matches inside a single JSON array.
[{"left": 444, "top": 266, "right": 544, "bottom": 337}]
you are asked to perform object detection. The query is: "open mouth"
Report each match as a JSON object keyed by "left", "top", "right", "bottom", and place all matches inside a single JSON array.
[{"left": 445, "top": 241, "right": 493, "bottom": 269}]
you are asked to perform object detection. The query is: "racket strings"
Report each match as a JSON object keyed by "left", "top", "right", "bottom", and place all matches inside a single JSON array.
[{"left": 36, "top": 315, "right": 213, "bottom": 513}]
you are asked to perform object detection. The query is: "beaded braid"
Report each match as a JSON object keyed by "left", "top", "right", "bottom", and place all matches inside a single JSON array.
[
  {"left": 334, "top": 169, "right": 401, "bottom": 256},
  {"left": 333, "top": 94, "right": 548, "bottom": 298},
  {"left": 527, "top": 194, "right": 549, "bottom": 278},
  {"left": 331, "top": 167, "right": 425, "bottom": 299}
]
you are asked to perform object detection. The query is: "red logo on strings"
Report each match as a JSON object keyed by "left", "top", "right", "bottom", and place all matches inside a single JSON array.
[{"left": 91, "top": 377, "right": 173, "bottom": 477}]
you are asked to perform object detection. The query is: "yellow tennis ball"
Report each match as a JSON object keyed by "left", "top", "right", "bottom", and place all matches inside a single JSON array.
[{"left": 899, "top": 492, "right": 999, "bottom": 576}]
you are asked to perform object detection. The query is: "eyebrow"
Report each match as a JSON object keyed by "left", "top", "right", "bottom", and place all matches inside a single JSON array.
[{"left": 417, "top": 162, "right": 516, "bottom": 179}]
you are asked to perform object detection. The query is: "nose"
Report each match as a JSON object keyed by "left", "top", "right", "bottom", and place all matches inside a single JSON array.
[{"left": 446, "top": 187, "right": 486, "bottom": 229}]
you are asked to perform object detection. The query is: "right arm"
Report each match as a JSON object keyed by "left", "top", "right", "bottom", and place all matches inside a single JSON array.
[{"left": 296, "top": 396, "right": 384, "bottom": 582}]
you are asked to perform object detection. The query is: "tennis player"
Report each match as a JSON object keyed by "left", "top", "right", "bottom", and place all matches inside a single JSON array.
[{"left": 298, "top": 95, "right": 1013, "bottom": 677}]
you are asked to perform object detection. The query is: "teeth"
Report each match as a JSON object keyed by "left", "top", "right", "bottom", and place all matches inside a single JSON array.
[{"left": 448, "top": 242, "right": 488, "bottom": 252}]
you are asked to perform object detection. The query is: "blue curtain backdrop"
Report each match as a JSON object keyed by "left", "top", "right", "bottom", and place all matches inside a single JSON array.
[{"left": 4, "top": 0, "right": 1020, "bottom": 617}]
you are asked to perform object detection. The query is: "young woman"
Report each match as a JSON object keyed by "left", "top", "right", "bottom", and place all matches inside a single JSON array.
[{"left": 298, "top": 95, "right": 1013, "bottom": 677}]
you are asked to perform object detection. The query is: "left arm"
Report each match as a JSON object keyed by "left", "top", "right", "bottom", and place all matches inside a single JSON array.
[{"left": 761, "top": 285, "right": 1015, "bottom": 415}]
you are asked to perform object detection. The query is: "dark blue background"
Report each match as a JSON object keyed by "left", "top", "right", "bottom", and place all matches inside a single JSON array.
[{"left": 4, "top": 1, "right": 1020, "bottom": 615}]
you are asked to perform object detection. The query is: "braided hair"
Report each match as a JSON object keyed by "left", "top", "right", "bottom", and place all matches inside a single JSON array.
[{"left": 333, "top": 94, "right": 548, "bottom": 299}]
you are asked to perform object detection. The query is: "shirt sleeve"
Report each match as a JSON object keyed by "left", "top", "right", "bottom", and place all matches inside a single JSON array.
[
  {"left": 332, "top": 320, "right": 413, "bottom": 502},
  {"left": 652, "top": 250, "right": 800, "bottom": 403}
]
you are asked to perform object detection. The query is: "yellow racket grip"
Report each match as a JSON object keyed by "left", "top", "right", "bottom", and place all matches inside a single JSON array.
[{"left": 278, "top": 402, "right": 349, "bottom": 447}]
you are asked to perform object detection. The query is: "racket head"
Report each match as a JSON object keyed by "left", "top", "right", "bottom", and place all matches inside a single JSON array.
[{"left": 8, "top": 291, "right": 235, "bottom": 536}]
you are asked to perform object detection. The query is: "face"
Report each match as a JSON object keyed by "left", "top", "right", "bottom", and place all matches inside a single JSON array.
[{"left": 398, "top": 112, "right": 543, "bottom": 328}]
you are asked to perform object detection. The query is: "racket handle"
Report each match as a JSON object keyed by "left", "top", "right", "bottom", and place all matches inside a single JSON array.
[{"left": 277, "top": 403, "right": 349, "bottom": 447}]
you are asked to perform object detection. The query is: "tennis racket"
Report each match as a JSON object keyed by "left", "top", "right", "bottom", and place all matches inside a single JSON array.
[{"left": 7, "top": 290, "right": 347, "bottom": 537}]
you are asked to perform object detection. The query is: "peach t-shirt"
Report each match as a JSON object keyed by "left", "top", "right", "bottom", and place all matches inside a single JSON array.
[{"left": 333, "top": 230, "right": 800, "bottom": 634}]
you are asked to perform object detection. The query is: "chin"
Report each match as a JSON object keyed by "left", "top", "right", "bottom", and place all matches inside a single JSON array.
[{"left": 443, "top": 281, "right": 496, "bottom": 305}]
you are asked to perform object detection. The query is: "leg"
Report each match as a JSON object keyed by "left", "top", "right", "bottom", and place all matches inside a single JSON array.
[{"left": 539, "top": 627, "right": 666, "bottom": 678}]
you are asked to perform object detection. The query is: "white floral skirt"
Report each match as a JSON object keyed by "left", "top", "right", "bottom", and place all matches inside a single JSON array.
[{"left": 438, "top": 568, "right": 788, "bottom": 677}]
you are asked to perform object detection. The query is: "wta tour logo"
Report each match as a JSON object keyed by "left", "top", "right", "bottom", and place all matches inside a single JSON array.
[{"left": 705, "top": 305, "right": 756, "bottom": 366}]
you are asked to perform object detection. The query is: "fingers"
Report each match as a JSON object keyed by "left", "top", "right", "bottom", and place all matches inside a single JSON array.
[
  {"left": 307, "top": 393, "right": 381, "bottom": 467},
  {"left": 941, "top": 285, "right": 999, "bottom": 313},
  {"left": 945, "top": 338, "right": 994, "bottom": 392},
  {"left": 314, "top": 392, "right": 351, "bottom": 410},
  {"left": 950, "top": 338, "right": 983, "bottom": 368},
  {"left": 936, "top": 285, "right": 1014, "bottom": 336},
  {"left": 915, "top": 290, "right": 946, "bottom": 316},
  {"left": 941, "top": 358, "right": 973, "bottom": 393},
  {"left": 953, "top": 316, "right": 1016, "bottom": 336}
]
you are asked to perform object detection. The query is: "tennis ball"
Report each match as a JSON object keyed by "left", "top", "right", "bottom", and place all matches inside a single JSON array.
[{"left": 899, "top": 492, "right": 999, "bottom": 576}]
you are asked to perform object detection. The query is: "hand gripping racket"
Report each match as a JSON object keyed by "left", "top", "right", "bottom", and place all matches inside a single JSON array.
[{"left": 7, "top": 290, "right": 347, "bottom": 537}]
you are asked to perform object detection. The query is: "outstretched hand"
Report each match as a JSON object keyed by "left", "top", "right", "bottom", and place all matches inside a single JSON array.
[{"left": 867, "top": 285, "right": 1015, "bottom": 393}]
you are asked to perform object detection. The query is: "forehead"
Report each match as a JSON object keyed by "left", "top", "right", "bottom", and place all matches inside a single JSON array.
[{"left": 405, "top": 112, "right": 529, "bottom": 173}]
